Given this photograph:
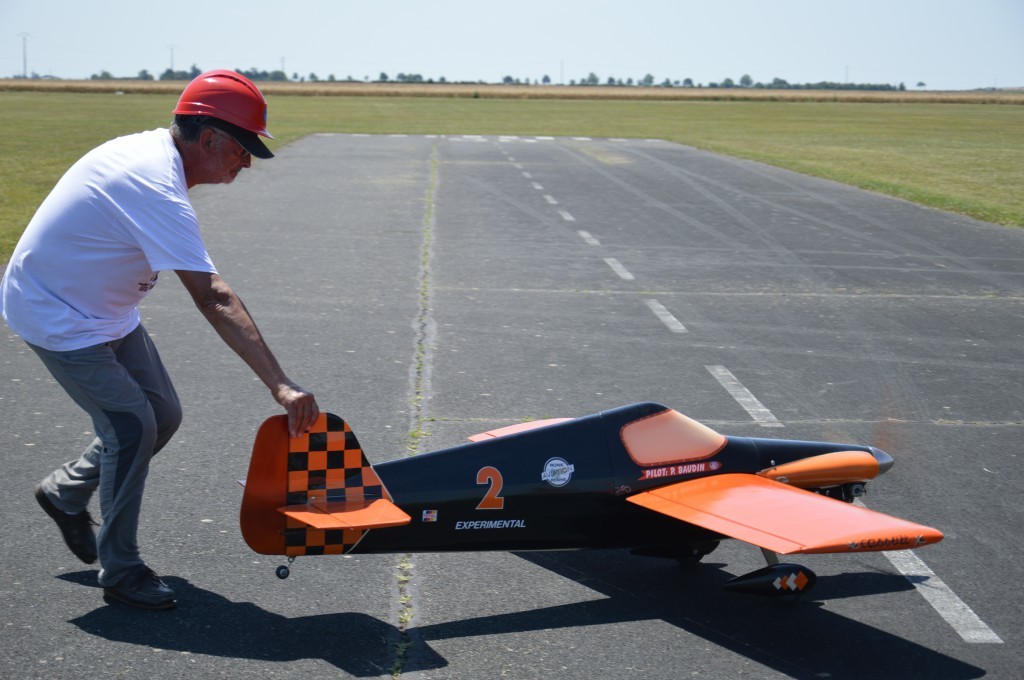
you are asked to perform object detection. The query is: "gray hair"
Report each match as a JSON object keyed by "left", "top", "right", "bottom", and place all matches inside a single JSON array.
[{"left": 171, "top": 114, "right": 214, "bottom": 142}]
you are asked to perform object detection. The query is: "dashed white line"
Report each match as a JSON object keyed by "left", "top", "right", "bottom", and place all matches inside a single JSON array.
[
  {"left": 531, "top": 182, "right": 544, "bottom": 190},
  {"left": 578, "top": 230, "right": 601, "bottom": 246},
  {"left": 644, "top": 300, "right": 687, "bottom": 333},
  {"left": 558, "top": 210, "right": 576, "bottom": 222},
  {"left": 543, "top": 194, "right": 559, "bottom": 205},
  {"left": 879, "top": 541, "right": 1003, "bottom": 643},
  {"left": 604, "top": 258, "right": 635, "bottom": 281},
  {"left": 704, "top": 365, "right": 784, "bottom": 427}
]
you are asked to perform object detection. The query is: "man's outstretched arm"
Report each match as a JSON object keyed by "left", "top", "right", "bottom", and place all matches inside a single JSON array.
[{"left": 176, "top": 270, "right": 319, "bottom": 437}]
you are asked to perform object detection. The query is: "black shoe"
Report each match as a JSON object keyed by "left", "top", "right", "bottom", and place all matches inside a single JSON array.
[
  {"left": 35, "top": 485, "right": 98, "bottom": 564},
  {"left": 103, "top": 566, "right": 177, "bottom": 610}
]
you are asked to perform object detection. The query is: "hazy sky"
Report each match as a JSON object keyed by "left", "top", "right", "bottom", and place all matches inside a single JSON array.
[{"left": 2, "top": 0, "right": 1022, "bottom": 90}]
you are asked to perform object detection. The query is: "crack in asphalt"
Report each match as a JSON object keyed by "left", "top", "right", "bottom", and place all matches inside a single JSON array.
[{"left": 391, "top": 140, "right": 440, "bottom": 677}]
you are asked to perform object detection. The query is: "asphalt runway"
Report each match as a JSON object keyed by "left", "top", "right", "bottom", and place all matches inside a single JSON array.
[{"left": 1, "top": 133, "right": 1021, "bottom": 679}]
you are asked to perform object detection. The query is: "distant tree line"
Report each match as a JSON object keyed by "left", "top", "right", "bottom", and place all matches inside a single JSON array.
[
  {"left": 53, "top": 66, "right": 911, "bottom": 91},
  {"left": 553, "top": 72, "right": 909, "bottom": 91}
]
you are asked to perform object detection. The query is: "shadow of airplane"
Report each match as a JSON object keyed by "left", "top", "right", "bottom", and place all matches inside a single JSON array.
[
  {"left": 64, "top": 549, "right": 986, "bottom": 680},
  {"left": 430, "top": 550, "right": 982, "bottom": 680}
]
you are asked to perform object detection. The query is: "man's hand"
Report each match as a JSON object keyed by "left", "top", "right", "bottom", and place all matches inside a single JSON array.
[{"left": 274, "top": 383, "right": 320, "bottom": 438}]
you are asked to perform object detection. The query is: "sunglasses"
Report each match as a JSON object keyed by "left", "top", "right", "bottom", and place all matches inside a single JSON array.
[{"left": 211, "top": 127, "right": 250, "bottom": 160}]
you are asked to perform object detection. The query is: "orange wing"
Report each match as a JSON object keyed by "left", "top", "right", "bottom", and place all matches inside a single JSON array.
[{"left": 627, "top": 473, "right": 943, "bottom": 554}]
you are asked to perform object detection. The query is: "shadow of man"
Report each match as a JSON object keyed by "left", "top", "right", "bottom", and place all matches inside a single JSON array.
[{"left": 63, "top": 572, "right": 445, "bottom": 677}]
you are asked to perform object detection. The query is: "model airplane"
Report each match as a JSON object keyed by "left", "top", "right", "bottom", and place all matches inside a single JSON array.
[{"left": 239, "top": 402, "right": 943, "bottom": 601}]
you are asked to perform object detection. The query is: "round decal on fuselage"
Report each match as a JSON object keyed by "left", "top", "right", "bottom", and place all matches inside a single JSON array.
[{"left": 541, "top": 457, "right": 575, "bottom": 487}]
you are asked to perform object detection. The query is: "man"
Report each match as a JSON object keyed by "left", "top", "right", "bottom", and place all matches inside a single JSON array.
[{"left": 0, "top": 70, "right": 319, "bottom": 610}]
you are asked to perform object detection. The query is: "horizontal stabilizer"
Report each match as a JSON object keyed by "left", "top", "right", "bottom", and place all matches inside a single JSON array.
[
  {"left": 468, "top": 418, "right": 572, "bottom": 442},
  {"left": 627, "top": 474, "right": 943, "bottom": 555},
  {"left": 278, "top": 498, "right": 411, "bottom": 531}
]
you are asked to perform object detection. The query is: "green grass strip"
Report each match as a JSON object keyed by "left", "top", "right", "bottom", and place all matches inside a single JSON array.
[{"left": 2, "top": 93, "right": 1022, "bottom": 260}]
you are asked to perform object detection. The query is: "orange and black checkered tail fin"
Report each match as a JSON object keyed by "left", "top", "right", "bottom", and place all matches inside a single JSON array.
[{"left": 240, "top": 412, "right": 409, "bottom": 557}]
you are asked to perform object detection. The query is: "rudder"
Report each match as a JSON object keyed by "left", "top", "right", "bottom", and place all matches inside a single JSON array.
[{"left": 240, "top": 412, "right": 387, "bottom": 556}]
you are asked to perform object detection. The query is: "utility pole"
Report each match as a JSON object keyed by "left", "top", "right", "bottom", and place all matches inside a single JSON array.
[{"left": 18, "top": 33, "right": 30, "bottom": 78}]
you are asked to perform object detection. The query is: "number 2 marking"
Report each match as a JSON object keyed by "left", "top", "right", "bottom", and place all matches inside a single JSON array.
[{"left": 476, "top": 466, "right": 505, "bottom": 510}]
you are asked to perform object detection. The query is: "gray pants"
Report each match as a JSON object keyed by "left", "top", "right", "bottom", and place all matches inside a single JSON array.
[{"left": 29, "top": 324, "right": 181, "bottom": 586}]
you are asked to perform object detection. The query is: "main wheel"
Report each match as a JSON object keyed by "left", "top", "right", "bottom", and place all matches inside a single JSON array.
[{"left": 676, "top": 540, "right": 720, "bottom": 568}]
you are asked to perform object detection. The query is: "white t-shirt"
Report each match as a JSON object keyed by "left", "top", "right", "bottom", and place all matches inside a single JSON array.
[{"left": 0, "top": 129, "right": 217, "bottom": 351}]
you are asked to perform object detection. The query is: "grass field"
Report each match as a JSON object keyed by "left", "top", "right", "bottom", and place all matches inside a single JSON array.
[{"left": 2, "top": 84, "right": 1022, "bottom": 260}]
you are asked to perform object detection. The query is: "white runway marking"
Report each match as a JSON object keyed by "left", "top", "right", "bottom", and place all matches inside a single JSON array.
[
  {"left": 644, "top": 300, "right": 688, "bottom": 333},
  {"left": 558, "top": 210, "right": 576, "bottom": 222},
  {"left": 878, "top": 538, "right": 1003, "bottom": 643},
  {"left": 578, "top": 231, "right": 601, "bottom": 246},
  {"left": 543, "top": 195, "right": 559, "bottom": 205},
  {"left": 531, "top": 182, "right": 544, "bottom": 190},
  {"left": 604, "top": 258, "right": 635, "bottom": 281},
  {"left": 705, "top": 365, "right": 784, "bottom": 427}
]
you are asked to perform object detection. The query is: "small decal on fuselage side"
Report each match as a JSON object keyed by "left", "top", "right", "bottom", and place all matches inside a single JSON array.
[
  {"left": 422, "top": 509, "right": 438, "bottom": 522},
  {"left": 639, "top": 461, "right": 721, "bottom": 481},
  {"left": 455, "top": 519, "right": 527, "bottom": 530},
  {"left": 542, "top": 458, "right": 575, "bottom": 487}
]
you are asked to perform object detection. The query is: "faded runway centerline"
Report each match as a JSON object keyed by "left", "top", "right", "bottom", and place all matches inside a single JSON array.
[
  {"left": 644, "top": 299, "right": 688, "bottom": 333},
  {"left": 604, "top": 257, "right": 635, "bottom": 281},
  {"left": 705, "top": 365, "right": 784, "bottom": 427}
]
